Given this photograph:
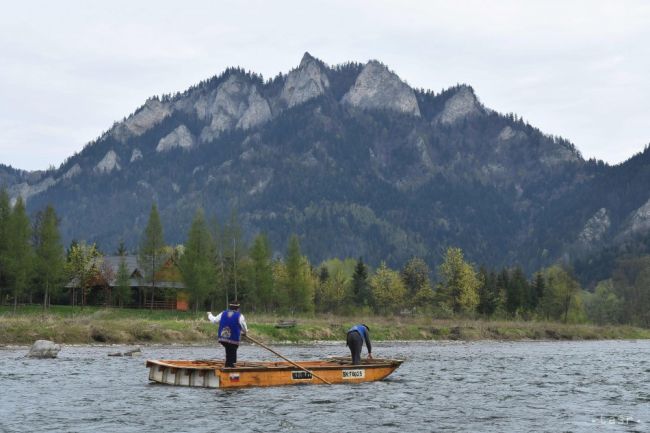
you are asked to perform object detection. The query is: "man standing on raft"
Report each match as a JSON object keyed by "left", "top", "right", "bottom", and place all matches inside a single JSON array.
[
  {"left": 208, "top": 301, "right": 248, "bottom": 367},
  {"left": 346, "top": 324, "right": 372, "bottom": 365}
]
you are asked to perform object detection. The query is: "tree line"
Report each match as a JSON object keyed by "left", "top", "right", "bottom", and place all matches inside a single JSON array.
[{"left": 1, "top": 195, "right": 650, "bottom": 328}]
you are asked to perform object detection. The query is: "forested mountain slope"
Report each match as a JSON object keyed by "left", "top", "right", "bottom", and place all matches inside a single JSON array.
[{"left": 3, "top": 53, "right": 649, "bottom": 280}]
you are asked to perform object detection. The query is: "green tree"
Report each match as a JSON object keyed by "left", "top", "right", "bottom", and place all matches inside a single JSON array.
[
  {"left": 6, "top": 197, "right": 33, "bottom": 312},
  {"left": 222, "top": 209, "right": 245, "bottom": 302},
  {"left": 369, "top": 262, "right": 406, "bottom": 313},
  {"left": 285, "top": 234, "right": 314, "bottom": 313},
  {"left": 477, "top": 267, "right": 500, "bottom": 316},
  {"left": 505, "top": 267, "right": 529, "bottom": 316},
  {"left": 271, "top": 259, "right": 290, "bottom": 311},
  {"left": 0, "top": 189, "right": 11, "bottom": 305},
  {"left": 116, "top": 240, "right": 127, "bottom": 256},
  {"left": 540, "top": 265, "right": 582, "bottom": 322},
  {"left": 317, "top": 258, "right": 354, "bottom": 312},
  {"left": 401, "top": 257, "right": 433, "bottom": 309},
  {"left": 65, "top": 241, "right": 101, "bottom": 308},
  {"left": 612, "top": 256, "right": 650, "bottom": 326},
  {"left": 210, "top": 216, "right": 227, "bottom": 309},
  {"left": 34, "top": 205, "right": 65, "bottom": 310},
  {"left": 115, "top": 253, "right": 131, "bottom": 307},
  {"left": 437, "top": 247, "right": 479, "bottom": 314},
  {"left": 179, "top": 208, "right": 217, "bottom": 312},
  {"left": 351, "top": 257, "right": 371, "bottom": 307},
  {"left": 321, "top": 267, "right": 350, "bottom": 313},
  {"left": 249, "top": 233, "right": 273, "bottom": 311},
  {"left": 138, "top": 204, "right": 166, "bottom": 310},
  {"left": 530, "top": 272, "right": 545, "bottom": 311},
  {"left": 584, "top": 279, "right": 622, "bottom": 325}
]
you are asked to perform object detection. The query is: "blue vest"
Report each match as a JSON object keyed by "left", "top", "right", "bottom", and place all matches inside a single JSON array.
[
  {"left": 348, "top": 325, "right": 367, "bottom": 342},
  {"left": 218, "top": 310, "right": 242, "bottom": 345}
]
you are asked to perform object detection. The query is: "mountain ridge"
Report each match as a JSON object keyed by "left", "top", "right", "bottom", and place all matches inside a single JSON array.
[{"left": 2, "top": 53, "right": 649, "bottom": 284}]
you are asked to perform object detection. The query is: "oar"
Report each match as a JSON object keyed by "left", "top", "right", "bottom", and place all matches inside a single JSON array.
[{"left": 244, "top": 334, "right": 331, "bottom": 385}]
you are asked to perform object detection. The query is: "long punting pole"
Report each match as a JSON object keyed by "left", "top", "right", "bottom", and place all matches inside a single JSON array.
[{"left": 243, "top": 334, "right": 332, "bottom": 385}]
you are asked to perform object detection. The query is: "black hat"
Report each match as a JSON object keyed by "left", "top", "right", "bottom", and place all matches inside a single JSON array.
[{"left": 229, "top": 300, "right": 240, "bottom": 309}]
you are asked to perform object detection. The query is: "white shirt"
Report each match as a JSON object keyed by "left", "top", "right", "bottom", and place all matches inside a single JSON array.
[{"left": 207, "top": 311, "right": 248, "bottom": 334}]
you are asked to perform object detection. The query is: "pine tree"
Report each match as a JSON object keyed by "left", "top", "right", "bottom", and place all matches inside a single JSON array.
[
  {"left": 477, "top": 267, "right": 500, "bottom": 316},
  {"left": 506, "top": 267, "right": 529, "bottom": 316},
  {"left": 138, "top": 204, "right": 165, "bottom": 310},
  {"left": 222, "top": 209, "right": 245, "bottom": 302},
  {"left": 34, "top": 205, "right": 65, "bottom": 310},
  {"left": 116, "top": 240, "right": 127, "bottom": 256},
  {"left": 351, "top": 257, "right": 371, "bottom": 307},
  {"left": 249, "top": 233, "right": 273, "bottom": 312},
  {"left": 531, "top": 272, "right": 545, "bottom": 311},
  {"left": 0, "top": 189, "right": 11, "bottom": 305},
  {"left": 285, "top": 234, "right": 313, "bottom": 313},
  {"left": 115, "top": 253, "right": 131, "bottom": 307},
  {"left": 210, "top": 216, "right": 226, "bottom": 310},
  {"left": 179, "top": 208, "right": 217, "bottom": 312},
  {"left": 7, "top": 197, "right": 33, "bottom": 312}
]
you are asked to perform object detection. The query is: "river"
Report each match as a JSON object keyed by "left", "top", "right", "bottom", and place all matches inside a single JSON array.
[{"left": 1, "top": 340, "right": 649, "bottom": 432}]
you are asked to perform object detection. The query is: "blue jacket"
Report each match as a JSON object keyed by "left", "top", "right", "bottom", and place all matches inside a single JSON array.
[
  {"left": 347, "top": 324, "right": 372, "bottom": 353},
  {"left": 218, "top": 310, "right": 242, "bottom": 345}
]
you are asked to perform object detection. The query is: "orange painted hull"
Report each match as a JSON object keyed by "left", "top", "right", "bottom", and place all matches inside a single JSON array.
[{"left": 146, "top": 357, "right": 403, "bottom": 388}]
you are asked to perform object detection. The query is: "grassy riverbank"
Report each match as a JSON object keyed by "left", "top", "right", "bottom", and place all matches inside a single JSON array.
[{"left": 1, "top": 306, "right": 649, "bottom": 345}]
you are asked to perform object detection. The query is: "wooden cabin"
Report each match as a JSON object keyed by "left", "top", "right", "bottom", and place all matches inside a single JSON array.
[{"left": 66, "top": 255, "right": 188, "bottom": 310}]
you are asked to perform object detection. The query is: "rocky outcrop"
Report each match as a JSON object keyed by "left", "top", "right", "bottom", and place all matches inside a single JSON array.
[
  {"left": 9, "top": 176, "right": 57, "bottom": 204},
  {"left": 130, "top": 148, "right": 143, "bottom": 162},
  {"left": 539, "top": 141, "right": 581, "bottom": 166},
  {"left": 497, "top": 126, "right": 527, "bottom": 142},
  {"left": 620, "top": 199, "right": 650, "bottom": 239},
  {"left": 95, "top": 150, "right": 120, "bottom": 174},
  {"left": 197, "top": 75, "right": 272, "bottom": 142},
  {"left": 62, "top": 163, "right": 81, "bottom": 180},
  {"left": 342, "top": 61, "right": 420, "bottom": 116},
  {"left": 27, "top": 340, "right": 61, "bottom": 358},
  {"left": 436, "top": 86, "right": 482, "bottom": 124},
  {"left": 113, "top": 99, "right": 172, "bottom": 141},
  {"left": 156, "top": 125, "right": 195, "bottom": 152},
  {"left": 281, "top": 52, "right": 330, "bottom": 108},
  {"left": 577, "top": 208, "right": 610, "bottom": 246}
]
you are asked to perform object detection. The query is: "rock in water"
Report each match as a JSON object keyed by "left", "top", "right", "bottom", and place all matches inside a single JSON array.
[
  {"left": 27, "top": 340, "right": 61, "bottom": 358},
  {"left": 124, "top": 347, "right": 142, "bottom": 357}
]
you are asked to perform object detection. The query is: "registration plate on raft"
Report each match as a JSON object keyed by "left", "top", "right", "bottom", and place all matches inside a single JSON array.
[{"left": 342, "top": 369, "right": 365, "bottom": 379}]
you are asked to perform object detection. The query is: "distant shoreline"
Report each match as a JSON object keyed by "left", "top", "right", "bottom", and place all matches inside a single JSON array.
[{"left": 2, "top": 306, "right": 649, "bottom": 345}]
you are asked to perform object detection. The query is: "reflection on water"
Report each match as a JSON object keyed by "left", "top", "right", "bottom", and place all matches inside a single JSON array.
[{"left": 1, "top": 340, "right": 648, "bottom": 432}]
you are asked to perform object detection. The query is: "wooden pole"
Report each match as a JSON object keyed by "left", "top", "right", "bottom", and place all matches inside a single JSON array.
[{"left": 244, "top": 334, "right": 331, "bottom": 385}]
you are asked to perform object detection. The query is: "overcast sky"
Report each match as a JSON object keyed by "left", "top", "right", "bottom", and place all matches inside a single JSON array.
[{"left": 1, "top": 0, "right": 649, "bottom": 171}]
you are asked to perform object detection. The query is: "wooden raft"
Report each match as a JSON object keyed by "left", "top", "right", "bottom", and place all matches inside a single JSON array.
[{"left": 145, "top": 357, "right": 403, "bottom": 388}]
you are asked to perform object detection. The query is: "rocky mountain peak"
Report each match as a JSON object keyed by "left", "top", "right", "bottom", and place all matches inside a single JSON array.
[
  {"left": 281, "top": 52, "right": 330, "bottom": 108},
  {"left": 341, "top": 60, "right": 420, "bottom": 116},
  {"left": 436, "top": 85, "right": 483, "bottom": 124},
  {"left": 198, "top": 74, "right": 272, "bottom": 142},
  {"left": 299, "top": 51, "right": 318, "bottom": 68},
  {"left": 112, "top": 98, "right": 172, "bottom": 142}
]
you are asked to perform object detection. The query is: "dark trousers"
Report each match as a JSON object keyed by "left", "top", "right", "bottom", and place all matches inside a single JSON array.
[
  {"left": 346, "top": 331, "right": 363, "bottom": 365},
  {"left": 221, "top": 342, "right": 239, "bottom": 367}
]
